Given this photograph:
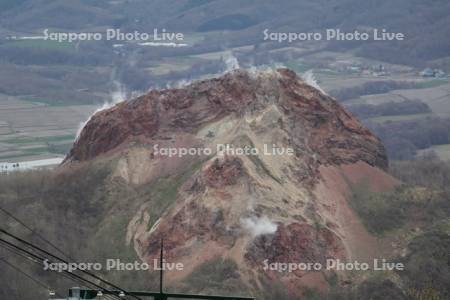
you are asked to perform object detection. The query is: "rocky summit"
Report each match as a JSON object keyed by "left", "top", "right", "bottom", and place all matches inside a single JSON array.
[{"left": 67, "top": 69, "right": 397, "bottom": 298}]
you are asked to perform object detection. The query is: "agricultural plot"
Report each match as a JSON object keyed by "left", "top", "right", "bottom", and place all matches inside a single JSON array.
[{"left": 0, "top": 96, "right": 97, "bottom": 162}]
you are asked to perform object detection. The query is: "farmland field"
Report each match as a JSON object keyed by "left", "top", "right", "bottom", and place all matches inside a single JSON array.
[{"left": 0, "top": 95, "right": 96, "bottom": 162}]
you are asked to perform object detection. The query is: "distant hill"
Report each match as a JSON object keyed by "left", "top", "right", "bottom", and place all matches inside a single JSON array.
[{"left": 1, "top": 0, "right": 448, "bottom": 66}]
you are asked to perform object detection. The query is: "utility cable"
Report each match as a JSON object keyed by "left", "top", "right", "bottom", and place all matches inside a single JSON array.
[
  {"left": 0, "top": 205, "right": 72, "bottom": 260},
  {"left": 0, "top": 230, "right": 138, "bottom": 300}
]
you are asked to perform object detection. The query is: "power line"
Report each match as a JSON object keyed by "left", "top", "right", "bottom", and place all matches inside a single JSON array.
[
  {"left": 0, "top": 237, "right": 121, "bottom": 300},
  {"left": 0, "top": 229, "right": 140, "bottom": 300},
  {"left": 0, "top": 205, "right": 72, "bottom": 260},
  {"left": 0, "top": 233, "right": 255, "bottom": 300},
  {"left": 0, "top": 257, "right": 64, "bottom": 298},
  {"left": 0, "top": 237, "right": 105, "bottom": 290},
  {"left": 0, "top": 228, "right": 131, "bottom": 293},
  {"left": 0, "top": 241, "right": 117, "bottom": 300},
  {"left": 0, "top": 207, "right": 127, "bottom": 300},
  {"left": 0, "top": 240, "right": 86, "bottom": 287},
  {"left": 0, "top": 206, "right": 116, "bottom": 300}
]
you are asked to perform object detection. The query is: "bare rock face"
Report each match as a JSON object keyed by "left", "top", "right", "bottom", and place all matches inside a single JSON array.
[
  {"left": 204, "top": 157, "right": 244, "bottom": 188},
  {"left": 68, "top": 68, "right": 387, "bottom": 170},
  {"left": 245, "top": 222, "right": 346, "bottom": 272},
  {"left": 67, "top": 69, "right": 394, "bottom": 298}
]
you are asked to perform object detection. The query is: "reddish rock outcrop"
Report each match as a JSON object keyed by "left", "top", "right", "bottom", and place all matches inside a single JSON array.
[
  {"left": 204, "top": 157, "right": 244, "bottom": 188},
  {"left": 67, "top": 68, "right": 393, "bottom": 297},
  {"left": 67, "top": 69, "right": 387, "bottom": 171},
  {"left": 245, "top": 222, "right": 346, "bottom": 277}
]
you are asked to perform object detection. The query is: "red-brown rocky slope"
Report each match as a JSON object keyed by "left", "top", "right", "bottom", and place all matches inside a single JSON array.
[{"left": 68, "top": 69, "right": 395, "bottom": 299}]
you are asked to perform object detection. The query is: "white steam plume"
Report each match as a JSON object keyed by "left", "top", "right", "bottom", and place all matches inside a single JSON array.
[
  {"left": 75, "top": 80, "right": 127, "bottom": 139},
  {"left": 302, "top": 70, "right": 326, "bottom": 94},
  {"left": 223, "top": 52, "right": 240, "bottom": 73},
  {"left": 169, "top": 53, "right": 240, "bottom": 88},
  {"left": 242, "top": 216, "right": 278, "bottom": 237},
  {"left": 110, "top": 80, "right": 126, "bottom": 105}
]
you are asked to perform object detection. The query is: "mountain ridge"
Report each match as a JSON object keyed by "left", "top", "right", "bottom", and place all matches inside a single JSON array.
[
  {"left": 68, "top": 68, "right": 387, "bottom": 171},
  {"left": 62, "top": 68, "right": 397, "bottom": 298}
]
